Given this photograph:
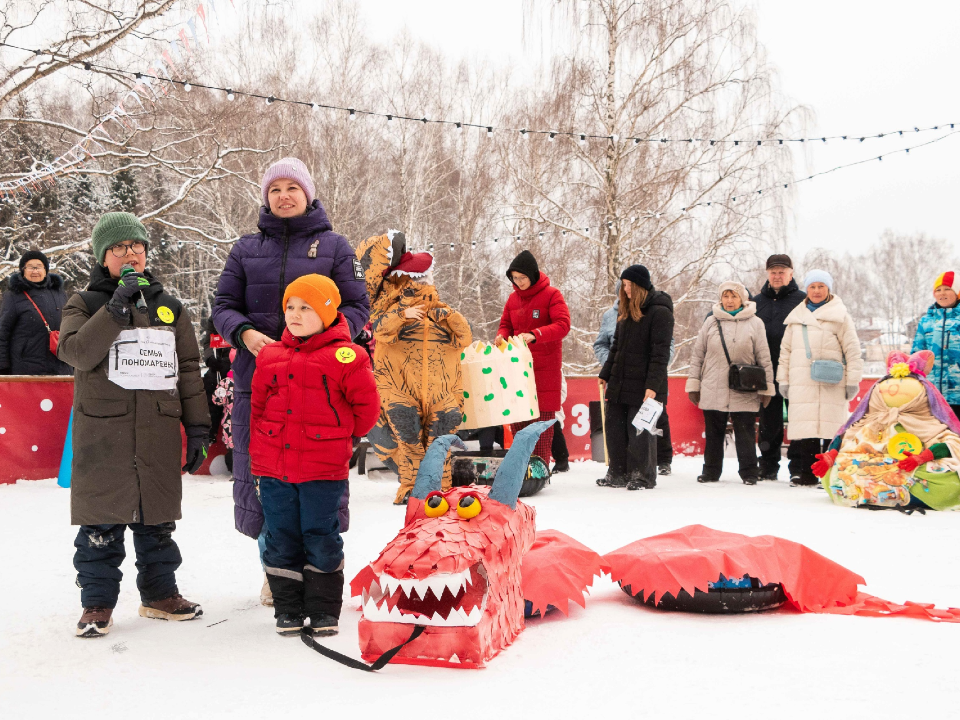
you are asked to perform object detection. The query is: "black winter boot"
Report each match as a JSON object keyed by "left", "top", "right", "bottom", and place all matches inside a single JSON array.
[
  {"left": 266, "top": 572, "right": 304, "bottom": 618},
  {"left": 303, "top": 568, "right": 343, "bottom": 635}
]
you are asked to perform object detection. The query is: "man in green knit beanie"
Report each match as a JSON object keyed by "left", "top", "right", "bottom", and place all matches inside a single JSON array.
[{"left": 58, "top": 210, "right": 211, "bottom": 638}]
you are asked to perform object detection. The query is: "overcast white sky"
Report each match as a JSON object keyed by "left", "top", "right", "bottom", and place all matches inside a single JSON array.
[{"left": 340, "top": 0, "right": 959, "bottom": 260}]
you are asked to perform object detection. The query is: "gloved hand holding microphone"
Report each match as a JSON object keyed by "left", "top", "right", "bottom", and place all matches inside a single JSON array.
[{"left": 117, "top": 264, "right": 149, "bottom": 313}]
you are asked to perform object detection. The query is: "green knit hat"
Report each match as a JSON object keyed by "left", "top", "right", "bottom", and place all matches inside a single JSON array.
[{"left": 91, "top": 212, "right": 148, "bottom": 263}]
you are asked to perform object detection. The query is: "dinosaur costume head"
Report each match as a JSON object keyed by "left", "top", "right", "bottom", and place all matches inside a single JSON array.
[{"left": 352, "top": 422, "right": 555, "bottom": 668}]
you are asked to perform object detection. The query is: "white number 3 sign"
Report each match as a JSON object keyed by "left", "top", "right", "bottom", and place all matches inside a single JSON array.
[{"left": 570, "top": 403, "right": 590, "bottom": 437}]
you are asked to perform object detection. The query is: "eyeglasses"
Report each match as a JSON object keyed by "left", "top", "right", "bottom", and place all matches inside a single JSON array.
[{"left": 109, "top": 241, "right": 146, "bottom": 257}]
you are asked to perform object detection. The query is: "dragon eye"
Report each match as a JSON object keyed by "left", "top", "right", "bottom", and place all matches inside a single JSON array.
[
  {"left": 457, "top": 494, "right": 482, "bottom": 519},
  {"left": 424, "top": 492, "right": 449, "bottom": 517}
]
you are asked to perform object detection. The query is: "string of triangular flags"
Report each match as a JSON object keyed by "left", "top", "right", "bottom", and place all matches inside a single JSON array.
[{"left": 0, "top": 1, "right": 234, "bottom": 198}]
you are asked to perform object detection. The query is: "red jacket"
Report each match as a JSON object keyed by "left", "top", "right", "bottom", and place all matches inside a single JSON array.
[
  {"left": 250, "top": 314, "right": 380, "bottom": 483},
  {"left": 498, "top": 275, "right": 571, "bottom": 412}
]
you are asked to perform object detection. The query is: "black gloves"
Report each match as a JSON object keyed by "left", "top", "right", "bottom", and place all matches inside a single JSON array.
[
  {"left": 113, "top": 270, "right": 150, "bottom": 304},
  {"left": 182, "top": 425, "right": 210, "bottom": 474}
]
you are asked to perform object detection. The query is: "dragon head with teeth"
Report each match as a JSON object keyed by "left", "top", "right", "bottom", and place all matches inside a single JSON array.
[{"left": 351, "top": 421, "right": 555, "bottom": 668}]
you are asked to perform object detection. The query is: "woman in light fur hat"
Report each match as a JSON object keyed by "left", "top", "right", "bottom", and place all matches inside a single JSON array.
[
  {"left": 777, "top": 270, "right": 863, "bottom": 486},
  {"left": 686, "top": 281, "right": 774, "bottom": 485}
]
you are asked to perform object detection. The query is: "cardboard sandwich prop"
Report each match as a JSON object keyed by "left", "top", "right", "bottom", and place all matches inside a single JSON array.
[{"left": 811, "top": 350, "right": 960, "bottom": 511}]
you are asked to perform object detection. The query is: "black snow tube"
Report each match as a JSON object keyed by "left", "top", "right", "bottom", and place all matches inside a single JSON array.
[
  {"left": 450, "top": 451, "right": 550, "bottom": 497},
  {"left": 620, "top": 578, "right": 787, "bottom": 614}
]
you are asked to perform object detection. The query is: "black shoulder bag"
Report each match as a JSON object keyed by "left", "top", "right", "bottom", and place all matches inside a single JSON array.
[{"left": 714, "top": 318, "right": 767, "bottom": 392}]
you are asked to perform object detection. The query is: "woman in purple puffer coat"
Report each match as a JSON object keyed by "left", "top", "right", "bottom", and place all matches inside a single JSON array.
[{"left": 212, "top": 159, "right": 370, "bottom": 564}]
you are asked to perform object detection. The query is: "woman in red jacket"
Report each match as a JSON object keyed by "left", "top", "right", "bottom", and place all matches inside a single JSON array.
[
  {"left": 250, "top": 274, "right": 379, "bottom": 637},
  {"left": 495, "top": 250, "right": 571, "bottom": 465}
]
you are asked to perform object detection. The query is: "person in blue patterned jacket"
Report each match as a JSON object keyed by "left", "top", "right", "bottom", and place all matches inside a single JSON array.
[{"left": 911, "top": 271, "right": 960, "bottom": 419}]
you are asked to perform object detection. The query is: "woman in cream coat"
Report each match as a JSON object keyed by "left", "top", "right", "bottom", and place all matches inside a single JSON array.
[
  {"left": 778, "top": 270, "right": 863, "bottom": 486},
  {"left": 686, "top": 282, "right": 775, "bottom": 485}
]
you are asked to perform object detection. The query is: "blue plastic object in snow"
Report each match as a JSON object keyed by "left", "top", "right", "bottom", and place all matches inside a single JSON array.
[{"left": 57, "top": 408, "right": 73, "bottom": 488}]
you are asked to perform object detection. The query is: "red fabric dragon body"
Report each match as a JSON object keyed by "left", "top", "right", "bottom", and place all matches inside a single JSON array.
[{"left": 347, "top": 425, "right": 959, "bottom": 671}]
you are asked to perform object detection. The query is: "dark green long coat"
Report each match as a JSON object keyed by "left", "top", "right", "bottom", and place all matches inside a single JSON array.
[{"left": 58, "top": 265, "right": 209, "bottom": 525}]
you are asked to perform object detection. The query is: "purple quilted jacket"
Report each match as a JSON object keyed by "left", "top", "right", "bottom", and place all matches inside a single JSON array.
[{"left": 212, "top": 200, "right": 370, "bottom": 538}]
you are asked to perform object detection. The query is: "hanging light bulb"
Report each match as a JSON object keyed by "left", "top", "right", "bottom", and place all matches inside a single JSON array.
[
  {"left": 266, "top": 96, "right": 275, "bottom": 105},
  {"left": 455, "top": 122, "right": 463, "bottom": 132},
  {"left": 548, "top": 132, "right": 556, "bottom": 142},
  {"left": 579, "top": 134, "right": 586, "bottom": 145},
  {"left": 348, "top": 108, "right": 356, "bottom": 120},
  {"left": 183, "top": 82, "right": 192, "bottom": 92},
  {"left": 486, "top": 126, "right": 493, "bottom": 138},
  {"left": 387, "top": 114, "right": 393, "bottom": 122},
  {"left": 312, "top": 102, "right": 319, "bottom": 112},
  {"left": 226, "top": 89, "right": 235, "bottom": 101}
]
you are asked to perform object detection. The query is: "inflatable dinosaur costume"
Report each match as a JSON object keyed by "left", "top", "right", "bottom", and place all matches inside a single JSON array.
[{"left": 357, "top": 231, "right": 472, "bottom": 504}]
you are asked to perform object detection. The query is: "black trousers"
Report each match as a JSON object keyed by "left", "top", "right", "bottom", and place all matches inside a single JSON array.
[
  {"left": 73, "top": 522, "right": 181, "bottom": 608},
  {"left": 552, "top": 423, "right": 569, "bottom": 463},
  {"left": 787, "top": 438, "right": 830, "bottom": 480},
  {"left": 757, "top": 389, "right": 786, "bottom": 474},
  {"left": 702, "top": 410, "right": 759, "bottom": 481},
  {"left": 605, "top": 401, "right": 657, "bottom": 487},
  {"left": 656, "top": 409, "right": 673, "bottom": 466}
]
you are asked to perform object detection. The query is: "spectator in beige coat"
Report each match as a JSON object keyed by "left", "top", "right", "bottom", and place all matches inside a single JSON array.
[
  {"left": 686, "top": 282, "right": 774, "bottom": 485},
  {"left": 777, "top": 270, "right": 863, "bottom": 486}
]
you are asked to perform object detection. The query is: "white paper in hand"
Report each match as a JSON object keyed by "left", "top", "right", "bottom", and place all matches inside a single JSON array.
[{"left": 632, "top": 398, "right": 664, "bottom": 436}]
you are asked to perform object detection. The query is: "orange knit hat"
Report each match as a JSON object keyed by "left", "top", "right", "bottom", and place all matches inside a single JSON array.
[
  {"left": 934, "top": 271, "right": 958, "bottom": 295},
  {"left": 283, "top": 274, "right": 341, "bottom": 327}
]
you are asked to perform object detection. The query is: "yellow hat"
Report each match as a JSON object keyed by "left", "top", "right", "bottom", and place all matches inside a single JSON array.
[{"left": 283, "top": 274, "right": 341, "bottom": 328}]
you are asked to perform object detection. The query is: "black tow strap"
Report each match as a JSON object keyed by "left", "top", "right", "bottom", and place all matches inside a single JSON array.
[{"left": 300, "top": 625, "right": 425, "bottom": 672}]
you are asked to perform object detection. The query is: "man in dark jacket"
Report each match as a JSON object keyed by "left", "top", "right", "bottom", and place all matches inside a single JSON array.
[
  {"left": 751, "top": 254, "right": 806, "bottom": 480},
  {"left": 212, "top": 158, "right": 369, "bottom": 541},
  {"left": 0, "top": 250, "right": 71, "bottom": 375},
  {"left": 59, "top": 212, "right": 210, "bottom": 638}
]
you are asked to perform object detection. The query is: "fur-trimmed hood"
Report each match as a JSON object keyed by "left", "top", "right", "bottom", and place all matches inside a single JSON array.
[{"left": 7, "top": 272, "right": 63, "bottom": 294}]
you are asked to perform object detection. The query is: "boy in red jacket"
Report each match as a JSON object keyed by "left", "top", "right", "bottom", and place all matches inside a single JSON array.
[{"left": 250, "top": 274, "right": 379, "bottom": 636}]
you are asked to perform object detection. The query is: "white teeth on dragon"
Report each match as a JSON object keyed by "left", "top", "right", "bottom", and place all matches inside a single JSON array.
[
  {"left": 361, "top": 596, "right": 483, "bottom": 627},
  {"left": 377, "top": 568, "right": 472, "bottom": 602}
]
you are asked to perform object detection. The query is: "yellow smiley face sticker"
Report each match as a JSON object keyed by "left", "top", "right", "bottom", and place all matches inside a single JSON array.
[
  {"left": 336, "top": 347, "right": 357, "bottom": 364},
  {"left": 157, "top": 306, "right": 174, "bottom": 324}
]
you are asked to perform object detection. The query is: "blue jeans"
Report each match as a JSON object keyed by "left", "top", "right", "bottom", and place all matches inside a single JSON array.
[
  {"left": 259, "top": 478, "right": 346, "bottom": 577},
  {"left": 73, "top": 523, "right": 181, "bottom": 608}
]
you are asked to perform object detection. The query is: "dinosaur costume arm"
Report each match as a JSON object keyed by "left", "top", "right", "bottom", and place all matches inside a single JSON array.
[
  {"left": 432, "top": 308, "right": 472, "bottom": 349},
  {"left": 372, "top": 306, "right": 410, "bottom": 344}
]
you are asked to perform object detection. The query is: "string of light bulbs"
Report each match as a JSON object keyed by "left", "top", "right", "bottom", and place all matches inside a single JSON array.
[
  {"left": 412, "top": 127, "right": 960, "bottom": 252},
  {"left": 0, "top": 40, "right": 955, "bottom": 147}
]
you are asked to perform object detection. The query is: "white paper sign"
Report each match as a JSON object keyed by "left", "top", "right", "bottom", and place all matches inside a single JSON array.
[
  {"left": 632, "top": 398, "right": 664, "bottom": 436},
  {"left": 108, "top": 328, "right": 179, "bottom": 390}
]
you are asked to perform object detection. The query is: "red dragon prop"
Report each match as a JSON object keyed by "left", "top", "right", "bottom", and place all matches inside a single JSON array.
[
  {"left": 350, "top": 422, "right": 605, "bottom": 668},
  {"left": 324, "top": 427, "right": 960, "bottom": 672}
]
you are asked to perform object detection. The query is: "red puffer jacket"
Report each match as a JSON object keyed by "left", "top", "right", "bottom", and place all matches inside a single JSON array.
[
  {"left": 250, "top": 314, "right": 380, "bottom": 483},
  {"left": 497, "top": 275, "right": 571, "bottom": 412}
]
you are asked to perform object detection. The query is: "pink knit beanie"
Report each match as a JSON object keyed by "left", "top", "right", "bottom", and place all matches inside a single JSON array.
[{"left": 261, "top": 157, "right": 316, "bottom": 207}]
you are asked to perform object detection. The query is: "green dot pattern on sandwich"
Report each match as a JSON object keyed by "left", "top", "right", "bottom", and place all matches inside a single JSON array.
[
  {"left": 516, "top": 391, "right": 524, "bottom": 398},
  {"left": 510, "top": 357, "right": 519, "bottom": 363},
  {"left": 484, "top": 393, "right": 494, "bottom": 401},
  {"left": 500, "top": 377, "right": 507, "bottom": 389},
  {"left": 484, "top": 346, "right": 492, "bottom": 355},
  {"left": 503, "top": 409, "right": 511, "bottom": 416},
  {"left": 461, "top": 352, "right": 465, "bottom": 360},
  {"left": 482, "top": 367, "right": 492, "bottom": 374},
  {"left": 523, "top": 371, "right": 529, "bottom": 377},
  {"left": 463, "top": 391, "right": 470, "bottom": 399}
]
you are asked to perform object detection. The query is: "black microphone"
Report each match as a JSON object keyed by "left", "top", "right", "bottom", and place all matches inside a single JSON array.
[{"left": 120, "top": 264, "right": 148, "bottom": 313}]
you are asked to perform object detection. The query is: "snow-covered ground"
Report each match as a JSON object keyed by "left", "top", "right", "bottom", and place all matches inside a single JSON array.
[{"left": 3, "top": 456, "right": 959, "bottom": 718}]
